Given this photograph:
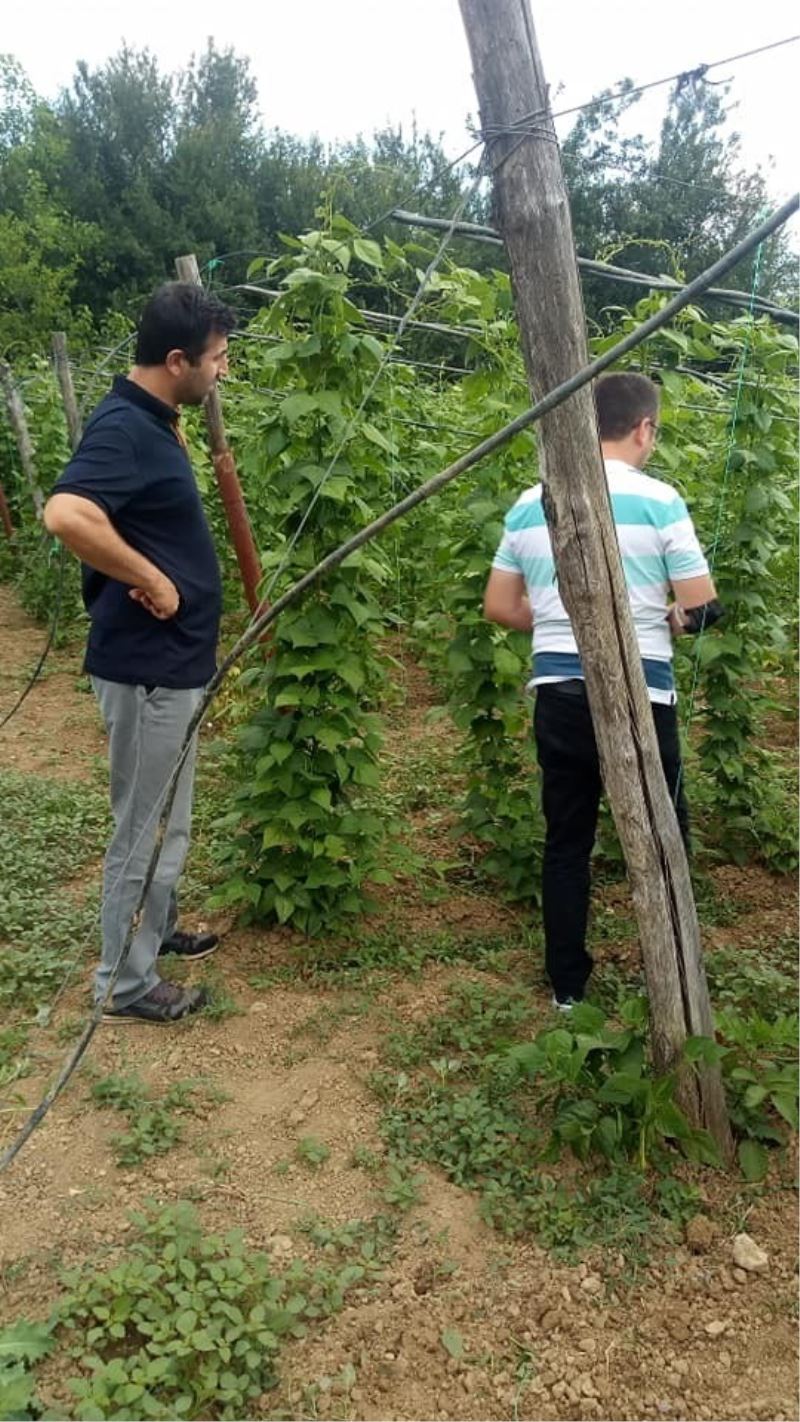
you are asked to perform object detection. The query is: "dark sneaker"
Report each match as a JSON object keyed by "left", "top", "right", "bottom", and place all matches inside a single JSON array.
[
  {"left": 159, "top": 930, "right": 219, "bottom": 962},
  {"left": 551, "top": 995, "right": 582, "bottom": 1014},
  {"left": 103, "top": 981, "right": 207, "bottom": 1024}
]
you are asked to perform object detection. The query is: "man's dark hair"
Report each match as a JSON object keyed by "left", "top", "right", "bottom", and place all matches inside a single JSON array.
[
  {"left": 135, "top": 283, "right": 236, "bottom": 366},
  {"left": 594, "top": 372, "right": 659, "bottom": 441}
]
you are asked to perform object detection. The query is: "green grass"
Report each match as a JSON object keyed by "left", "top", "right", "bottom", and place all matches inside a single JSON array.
[
  {"left": 0, "top": 772, "right": 108, "bottom": 1051},
  {"left": 249, "top": 922, "right": 534, "bottom": 991}
]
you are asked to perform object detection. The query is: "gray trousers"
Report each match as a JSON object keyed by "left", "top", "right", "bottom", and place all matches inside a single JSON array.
[{"left": 92, "top": 677, "right": 204, "bottom": 1009}]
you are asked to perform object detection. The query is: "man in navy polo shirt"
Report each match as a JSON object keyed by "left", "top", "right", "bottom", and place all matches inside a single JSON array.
[{"left": 45, "top": 283, "right": 236, "bottom": 1023}]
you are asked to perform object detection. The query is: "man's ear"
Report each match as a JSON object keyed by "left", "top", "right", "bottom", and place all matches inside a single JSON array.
[{"left": 164, "top": 348, "right": 186, "bottom": 377}]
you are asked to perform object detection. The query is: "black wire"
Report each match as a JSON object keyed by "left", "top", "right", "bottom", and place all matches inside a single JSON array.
[
  {"left": 0, "top": 543, "right": 67, "bottom": 730},
  {"left": 362, "top": 34, "right": 799, "bottom": 236}
]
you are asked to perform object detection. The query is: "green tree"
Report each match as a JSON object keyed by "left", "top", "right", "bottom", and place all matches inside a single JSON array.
[
  {"left": 167, "top": 43, "right": 263, "bottom": 264},
  {"left": 562, "top": 78, "right": 792, "bottom": 314},
  {"left": 0, "top": 58, "right": 97, "bottom": 355},
  {"left": 55, "top": 46, "right": 175, "bottom": 310}
]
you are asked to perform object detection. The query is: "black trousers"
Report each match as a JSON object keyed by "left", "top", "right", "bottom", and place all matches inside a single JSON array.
[{"left": 533, "top": 681, "right": 689, "bottom": 1002}]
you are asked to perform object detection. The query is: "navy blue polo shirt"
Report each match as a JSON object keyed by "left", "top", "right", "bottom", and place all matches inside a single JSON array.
[{"left": 54, "top": 376, "right": 222, "bottom": 688}]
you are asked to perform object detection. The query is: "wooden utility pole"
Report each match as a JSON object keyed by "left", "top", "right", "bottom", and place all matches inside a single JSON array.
[
  {"left": 0, "top": 361, "right": 44, "bottom": 520},
  {"left": 174, "top": 254, "right": 263, "bottom": 616},
  {"left": 458, "top": 0, "right": 731, "bottom": 1153},
  {"left": 52, "top": 333, "right": 83, "bottom": 451}
]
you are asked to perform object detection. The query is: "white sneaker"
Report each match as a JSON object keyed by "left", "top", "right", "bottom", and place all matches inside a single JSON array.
[{"left": 552, "top": 995, "right": 578, "bottom": 1013}]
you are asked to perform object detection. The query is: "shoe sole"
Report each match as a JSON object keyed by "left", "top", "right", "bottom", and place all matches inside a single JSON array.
[
  {"left": 101, "top": 1012, "right": 195, "bottom": 1024},
  {"left": 157, "top": 942, "right": 220, "bottom": 962},
  {"left": 102, "top": 1001, "right": 207, "bottom": 1024}
]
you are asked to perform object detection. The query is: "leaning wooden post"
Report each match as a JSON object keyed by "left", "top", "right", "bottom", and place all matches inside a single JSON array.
[
  {"left": 52, "top": 333, "right": 83, "bottom": 451},
  {"left": 0, "top": 483, "right": 13, "bottom": 540},
  {"left": 0, "top": 361, "right": 44, "bottom": 521},
  {"left": 458, "top": 0, "right": 732, "bottom": 1155},
  {"left": 174, "top": 254, "right": 264, "bottom": 617}
]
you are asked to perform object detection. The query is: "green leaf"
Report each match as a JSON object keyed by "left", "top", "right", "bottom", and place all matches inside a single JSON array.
[
  {"left": 771, "top": 1092, "right": 798, "bottom": 1130},
  {"left": 654, "top": 1099, "right": 691, "bottom": 1140},
  {"left": 353, "top": 238, "right": 384, "bottom": 268},
  {"left": 738, "top": 1138, "right": 769, "bottom": 1182},
  {"left": 441, "top": 1327, "right": 464, "bottom": 1359},
  {"left": 361, "top": 421, "right": 393, "bottom": 453},
  {"left": 274, "top": 893, "right": 295, "bottom": 924},
  {"left": 0, "top": 1319, "right": 55, "bottom": 1364}
]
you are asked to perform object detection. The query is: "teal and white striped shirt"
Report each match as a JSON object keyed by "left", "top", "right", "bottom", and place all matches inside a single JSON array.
[{"left": 492, "top": 459, "right": 709, "bottom": 705}]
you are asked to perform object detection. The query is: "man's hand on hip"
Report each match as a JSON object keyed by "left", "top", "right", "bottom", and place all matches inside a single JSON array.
[{"left": 129, "top": 573, "right": 180, "bottom": 620}]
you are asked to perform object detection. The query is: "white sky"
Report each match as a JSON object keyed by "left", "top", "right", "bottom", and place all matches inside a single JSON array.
[{"left": 4, "top": 0, "right": 799, "bottom": 200}]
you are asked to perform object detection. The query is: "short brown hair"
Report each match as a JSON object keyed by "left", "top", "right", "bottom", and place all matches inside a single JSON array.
[
  {"left": 135, "top": 283, "right": 236, "bottom": 366},
  {"left": 594, "top": 373, "right": 659, "bottom": 441}
]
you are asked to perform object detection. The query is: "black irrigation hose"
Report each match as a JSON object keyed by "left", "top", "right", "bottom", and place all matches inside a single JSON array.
[
  {"left": 0, "top": 543, "right": 67, "bottom": 730},
  {"left": 1, "top": 191, "right": 796, "bottom": 1173}
]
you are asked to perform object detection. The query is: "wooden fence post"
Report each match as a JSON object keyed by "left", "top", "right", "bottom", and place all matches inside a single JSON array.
[
  {"left": 174, "top": 255, "right": 264, "bottom": 617},
  {"left": 52, "top": 333, "right": 83, "bottom": 451},
  {"left": 0, "top": 361, "right": 44, "bottom": 521},
  {"left": 458, "top": 0, "right": 732, "bottom": 1155}
]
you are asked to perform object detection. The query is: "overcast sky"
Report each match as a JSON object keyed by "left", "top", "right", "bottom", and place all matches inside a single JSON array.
[{"left": 5, "top": 0, "right": 798, "bottom": 198}]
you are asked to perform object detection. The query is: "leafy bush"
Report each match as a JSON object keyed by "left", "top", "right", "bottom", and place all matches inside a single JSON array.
[
  {"left": 508, "top": 998, "right": 720, "bottom": 1170},
  {"left": 53, "top": 1203, "right": 368, "bottom": 1420}
]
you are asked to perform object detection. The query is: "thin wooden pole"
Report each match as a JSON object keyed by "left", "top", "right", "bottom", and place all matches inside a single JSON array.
[
  {"left": 458, "top": 0, "right": 732, "bottom": 1154},
  {"left": 0, "top": 361, "right": 44, "bottom": 520},
  {"left": 0, "top": 483, "right": 13, "bottom": 540},
  {"left": 174, "top": 254, "right": 263, "bottom": 616},
  {"left": 52, "top": 333, "right": 83, "bottom": 451}
]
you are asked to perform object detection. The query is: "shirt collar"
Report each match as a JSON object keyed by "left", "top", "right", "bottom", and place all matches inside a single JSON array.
[
  {"left": 604, "top": 458, "right": 640, "bottom": 476},
  {"left": 112, "top": 375, "right": 178, "bottom": 425}
]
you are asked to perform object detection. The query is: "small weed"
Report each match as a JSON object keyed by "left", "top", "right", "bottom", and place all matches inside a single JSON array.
[
  {"left": 296, "top": 1136, "right": 331, "bottom": 1169},
  {"left": 90, "top": 1071, "right": 223, "bottom": 1167},
  {"left": 380, "top": 1158, "right": 426, "bottom": 1211},
  {"left": 297, "top": 1212, "right": 397, "bottom": 1266},
  {"left": 199, "top": 978, "right": 242, "bottom": 1022},
  {"left": 349, "top": 1144, "right": 382, "bottom": 1173},
  {"left": 291, "top": 992, "right": 372, "bottom": 1046}
]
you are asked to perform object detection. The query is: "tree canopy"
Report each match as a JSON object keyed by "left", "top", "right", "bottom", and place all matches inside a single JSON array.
[{"left": 0, "top": 44, "right": 792, "bottom": 357}]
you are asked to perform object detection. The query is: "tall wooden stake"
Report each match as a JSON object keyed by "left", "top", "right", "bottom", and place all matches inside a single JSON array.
[
  {"left": 458, "top": 0, "right": 731, "bottom": 1154},
  {"left": 52, "top": 333, "right": 83, "bottom": 451},
  {"left": 0, "top": 361, "right": 44, "bottom": 520},
  {"left": 0, "top": 483, "right": 13, "bottom": 541},
  {"left": 174, "top": 254, "right": 263, "bottom": 616}
]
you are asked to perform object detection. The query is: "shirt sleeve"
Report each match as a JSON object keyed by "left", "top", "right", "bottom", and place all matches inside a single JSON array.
[
  {"left": 661, "top": 497, "right": 709, "bottom": 582},
  {"left": 492, "top": 531, "right": 523, "bottom": 574},
  {"left": 52, "top": 415, "right": 139, "bottom": 517}
]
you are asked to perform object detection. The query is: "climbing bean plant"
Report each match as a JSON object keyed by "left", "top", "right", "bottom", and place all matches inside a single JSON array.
[
  {"left": 1, "top": 222, "right": 797, "bottom": 920},
  {"left": 211, "top": 218, "right": 407, "bottom": 932}
]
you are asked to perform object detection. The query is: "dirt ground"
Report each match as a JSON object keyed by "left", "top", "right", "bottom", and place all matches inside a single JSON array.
[{"left": 0, "top": 584, "right": 797, "bottom": 1422}]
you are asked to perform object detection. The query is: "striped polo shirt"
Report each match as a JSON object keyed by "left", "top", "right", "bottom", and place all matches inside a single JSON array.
[{"left": 492, "top": 459, "right": 709, "bottom": 705}]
